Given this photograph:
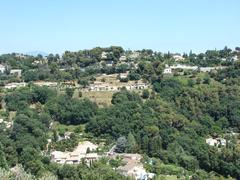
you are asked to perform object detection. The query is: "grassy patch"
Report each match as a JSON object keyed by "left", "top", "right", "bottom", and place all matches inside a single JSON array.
[{"left": 81, "top": 91, "right": 114, "bottom": 107}]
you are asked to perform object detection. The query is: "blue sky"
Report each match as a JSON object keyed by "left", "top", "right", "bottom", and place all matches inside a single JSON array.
[{"left": 0, "top": 0, "right": 239, "bottom": 54}]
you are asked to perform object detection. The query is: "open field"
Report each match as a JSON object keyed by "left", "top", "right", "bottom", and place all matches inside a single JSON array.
[{"left": 81, "top": 90, "right": 114, "bottom": 107}]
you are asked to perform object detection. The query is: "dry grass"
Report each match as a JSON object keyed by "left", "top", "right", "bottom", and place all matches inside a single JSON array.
[{"left": 81, "top": 90, "right": 114, "bottom": 107}]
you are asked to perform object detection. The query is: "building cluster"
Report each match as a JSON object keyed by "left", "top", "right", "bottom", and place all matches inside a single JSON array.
[
  {"left": 51, "top": 142, "right": 154, "bottom": 180},
  {"left": 3, "top": 81, "right": 76, "bottom": 89},
  {"left": 88, "top": 81, "right": 149, "bottom": 92},
  {"left": 51, "top": 141, "right": 99, "bottom": 165},
  {"left": 116, "top": 153, "right": 155, "bottom": 180},
  {"left": 163, "top": 64, "right": 226, "bottom": 74}
]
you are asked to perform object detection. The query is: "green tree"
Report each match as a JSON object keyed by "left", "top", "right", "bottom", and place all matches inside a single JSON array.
[
  {"left": 115, "top": 136, "right": 127, "bottom": 153},
  {"left": 142, "top": 89, "right": 150, "bottom": 99},
  {"left": 126, "top": 132, "right": 137, "bottom": 153},
  {"left": 65, "top": 88, "right": 74, "bottom": 98},
  {"left": 0, "top": 143, "right": 8, "bottom": 169}
]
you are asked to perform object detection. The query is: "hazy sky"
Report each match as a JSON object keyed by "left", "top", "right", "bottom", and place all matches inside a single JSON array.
[{"left": 0, "top": 0, "right": 239, "bottom": 54}]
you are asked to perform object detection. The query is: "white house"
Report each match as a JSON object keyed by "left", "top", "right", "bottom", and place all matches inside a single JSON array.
[
  {"left": 106, "top": 60, "right": 114, "bottom": 67},
  {"left": 119, "top": 73, "right": 128, "bottom": 79},
  {"left": 51, "top": 151, "right": 68, "bottom": 164},
  {"left": 10, "top": 69, "right": 22, "bottom": 77},
  {"left": 206, "top": 138, "right": 218, "bottom": 146},
  {"left": 119, "top": 55, "right": 127, "bottom": 61},
  {"left": 206, "top": 137, "right": 226, "bottom": 147},
  {"left": 231, "top": 55, "right": 238, "bottom": 61},
  {"left": 163, "top": 68, "right": 172, "bottom": 74},
  {"left": 173, "top": 54, "right": 185, "bottom": 61},
  {"left": 101, "top": 52, "right": 108, "bottom": 59},
  {"left": 33, "top": 81, "right": 58, "bottom": 87},
  {"left": 170, "top": 64, "right": 198, "bottom": 71},
  {"left": 0, "top": 64, "right": 6, "bottom": 73}
]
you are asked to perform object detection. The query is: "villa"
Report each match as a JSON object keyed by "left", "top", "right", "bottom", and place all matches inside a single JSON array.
[{"left": 10, "top": 69, "right": 22, "bottom": 77}]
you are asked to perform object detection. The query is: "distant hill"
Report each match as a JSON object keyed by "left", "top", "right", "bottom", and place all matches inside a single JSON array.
[{"left": 25, "top": 51, "right": 49, "bottom": 57}]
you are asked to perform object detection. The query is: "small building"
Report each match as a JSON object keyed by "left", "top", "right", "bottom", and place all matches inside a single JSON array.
[
  {"left": 119, "top": 73, "right": 128, "bottom": 79},
  {"left": 119, "top": 55, "right": 127, "bottom": 61},
  {"left": 117, "top": 154, "right": 154, "bottom": 180},
  {"left": 85, "top": 153, "right": 99, "bottom": 165},
  {"left": 106, "top": 60, "right": 114, "bottom": 67},
  {"left": 231, "top": 55, "right": 238, "bottom": 62},
  {"left": 0, "top": 64, "right": 6, "bottom": 73},
  {"left": 173, "top": 54, "right": 185, "bottom": 61},
  {"left": 206, "top": 138, "right": 218, "bottom": 146},
  {"left": 51, "top": 151, "right": 68, "bottom": 164},
  {"left": 163, "top": 68, "right": 172, "bottom": 74},
  {"left": 10, "top": 69, "right": 22, "bottom": 77},
  {"left": 206, "top": 137, "right": 226, "bottom": 147},
  {"left": 170, "top": 64, "right": 198, "bottom": 71},
  {"left": 101, "top": 52, "right": 108, "bottom": 59},
  {"left": 4, "top": 82, "right": 27, "bottom": 89},
  {"left": 33, "top": 81, "right": 58, "bottom": 87}
]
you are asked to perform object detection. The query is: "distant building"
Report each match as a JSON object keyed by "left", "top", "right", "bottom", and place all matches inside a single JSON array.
[
  {"left": 173, "top": 54, "right": 185, "bottom": 61},
  {"left": 4, "top": 82, "right": 26, "bottom": 89},
  {"left": 119, "top": 73, "right": 128, "bottom": 79},
  {"left": 10, "top": 69, "right": 22, "bottom": 77},
  {"left": 231, "top": 55, "right": 238, "bottom": 62},
  {"left": 206, "top": 137, "right": 226, "bottom": 147},
  {"left": 117, "top": 154, "right": 155, "bottom": 180},
  {"left": 200, "top": 66, "right": 226, "bottom": 72},
  {"left": 101, "top": 52, "right": 108, "bottom": 59},
  {"left": 163, "top": 68, "right": 172, "bottom": 74},
  {"left": 33, "top": 81, "right": 58, "bottom": 87},
  {"left": 0, "top": 64, "right": 6, "bottom": 73},
  {"left": 106, "top": 60, "right": 114, "bottom": 67},
  {"left": 170, "top": 64, "right": 198, "bottom": 71},
  {"left": 88, "top": 81, "right": 149, "bottom": 92},
  {"left": 119, "top": 55, "right": 127, "bottom": 61}
]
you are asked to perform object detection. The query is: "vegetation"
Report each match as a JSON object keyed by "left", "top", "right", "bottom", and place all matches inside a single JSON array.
[{"left": 0, "top": 46, "right": 240, "bottom": 179}]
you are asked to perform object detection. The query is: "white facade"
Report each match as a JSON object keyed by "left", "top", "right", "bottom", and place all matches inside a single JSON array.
[
  {"left": 88, "top": 82, "right": 149, "bottom": 92},
  {"left": 0, "top": 64, "right": 6, "bottom": 73},
  {"left": 206, "top": 137, "right": 226, "bottom": 147},
  {"left": 119, "top": 55, "right": 127, "bottom": 61},
  {"left": 33, "top": 81, "right": 58, "bottom": 87},
  {"left": 170, "top": 64, "right": 198, "bottom": 70},
  {"left": 101, "top": 52, "right": 108, "bottom": 59},
  {"left": 4, "top": 82, "right": 27, "bottom": 89},
  {"left": 163, "top": 68, "right": 172, "bottom": 74},
  {"left": 173, "top": 55, "right": 185, "bottom": 61},
  {"left": 10, "top": 69, "right": 22, "bottom": 77}
]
